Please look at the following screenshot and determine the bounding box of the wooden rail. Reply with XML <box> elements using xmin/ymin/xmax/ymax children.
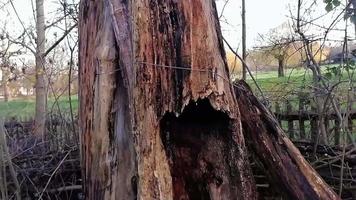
<box><xmin>275</xmin><ymin>110</ymin><xmax>356</xmax><ymax>120</ymax></box>
<box><xmin>272</xmin><ymin>97</ymin><xmax>356</xmax><ymax>145</ymax></box>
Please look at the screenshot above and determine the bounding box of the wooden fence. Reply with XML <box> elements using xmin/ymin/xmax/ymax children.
<box><xmin>273</xmin><ymin>96</ymin><xmax>356</xmax><ymax>146</ymax></box>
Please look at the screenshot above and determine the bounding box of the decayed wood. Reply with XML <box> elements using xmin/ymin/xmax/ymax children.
<box><xmin>235</xmin><ymin>80</ymin><xmax>340</xmax><ymax>200</ymax></box>
<box><xmin>80</xmin><ymin>0</ymin><xmax>339</xmax><ymax>199</ymax></box>
<box><xmin>79</xmin><ymin>0</ymin><xmax>256</xmax><ymax>199</ymax></box>
<box><xmin>79</xmin><ymin>1</ymin><xmax>137</xmax><ymax>199</ymax></box>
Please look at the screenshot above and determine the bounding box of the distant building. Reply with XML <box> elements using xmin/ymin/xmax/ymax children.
<box><xmin>327</xmin><ymin>44</ymin><xmax>356</xmax><ymax>64</ymax></box>
<box><xmin>19</xmin><ymin>86</ymin><xmax>34</xmax><ymax>96</ymax></box>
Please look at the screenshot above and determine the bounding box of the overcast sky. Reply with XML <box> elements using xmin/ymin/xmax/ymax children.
<box><xmin>1</xmin><ymin>0</ymin><xmax>351</xmax><ymax>53</ymax></box>
<box><xmin>3</xmin><ymin>0</ymin><xmax>293</xmax><ymax>52</ymax></box>
<box><xmin>216</xmin><ymin>0</ymin><xmax>293</xmax><ymax>49</ymax></box>
<box><xmin>216</xmin><ymin>0</ymin><xmax>350</xmax><ymax>51</ymax></box>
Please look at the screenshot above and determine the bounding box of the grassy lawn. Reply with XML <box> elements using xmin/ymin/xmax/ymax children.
<box><xmin>1</xmin><ymin>65</ymin><xmax>355</xmax><ymax>119</ymax></box>
<box><xmin>0</xmin><ymin>95</ymin><xmax>79</xmax><ymax>119</ymax></box>
<box><xmin>246</xmin><ymin>66</ymin><xmax>356</xmax><ymax>101</ymax></box>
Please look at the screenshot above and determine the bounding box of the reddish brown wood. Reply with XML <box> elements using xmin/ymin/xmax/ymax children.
<box><xmin>235</xmin><ymin>80</ymin><xmax>340</xmax><ymax>200</ymax></box>
<box><xmin>79</xmin><ymin>0</ymin><xmax>256</xmax><ymax>199</ymax></box>
<box><xmin>79</xmin><ymin>0</ymin><xmax>339</xmax><ymax>199</ymax></box>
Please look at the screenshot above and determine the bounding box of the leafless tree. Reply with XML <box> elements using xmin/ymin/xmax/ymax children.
<box><xmin>0</xmin><ymin>28</ymin><xmax>23</xmax><ymax>102</ymax></box>
<box><xmin>3</xmin><ymin>0</ymin><xmax>78</xmax><ymax>137</ymax></box>
<box><xmin>257</xmin><ymin>23</ymin><xmax>297</xmax><ymax>77</ymax></box>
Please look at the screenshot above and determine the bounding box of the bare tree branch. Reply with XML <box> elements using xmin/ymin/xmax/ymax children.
<box><xmin>44</xmin><ymin>23</ymin><xmax>77</xmax><ymax>57</ymax></box>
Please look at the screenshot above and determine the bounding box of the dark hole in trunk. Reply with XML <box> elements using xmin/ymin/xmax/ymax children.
<box><xmin>160</xmin><ymin>99</ymin><xmax>239</xmax><ymax>200</ymax></box>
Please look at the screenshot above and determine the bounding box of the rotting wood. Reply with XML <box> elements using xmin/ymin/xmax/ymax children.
<box><xmin>79</xmin><ymin>0</ymin><xmax>256</xmax><ymax>199</ymax></box>
<box><xmin>235</xmin><ymin>80</ymin><xmax>340</xmax><ymax>200</ymax></box>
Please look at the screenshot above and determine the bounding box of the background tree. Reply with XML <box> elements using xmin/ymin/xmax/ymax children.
<box><xmin>242</xmin><ymin>0</ymin><xmax>247</xmax><ymax>79</ymax></box>
<box><xmin>4</xmin><ymin>0</ymin><xmax>78</xmax><ymax>136</ymax></box>
<box><xmin>34</xmin><ymin>0</ymin><xmax>46</xmax><ymax>136</ymax></box>
<box><xmin>257</xmin><ymin>23</ymin><xmax>296</xmax><ymax>77</ymax></box>
<box><xmin>0</xmin><ymin>30</ymin><xmax>22</xmax><ymax>102</ymax></box>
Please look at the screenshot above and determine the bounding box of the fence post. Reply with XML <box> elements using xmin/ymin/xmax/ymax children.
<box><xmin>299</xmin><ymin>96</ymin><xmax>306</xmax><ymax>140</ymax></box>
<box><xmin>286</xmin><ymin>100</ymin><xmax>295</xmax><ymax>139</ymax></box>
<box><xmin>275</xmin><ymin>102</ymin><xmax>281</xmax><ymax>125</ymax></box>
<box><xmin>310</xmin><ymin>103</ymin><xmax>318</xmax><ymax>144</ymax></box>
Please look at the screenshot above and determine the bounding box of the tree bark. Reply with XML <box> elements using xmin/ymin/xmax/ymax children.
<box><xmin>79</xmin><ymin>0</ymin><xmax>340</xmax><ymax>199</ymax></box>
<box><xmin>79</xmin><ymin>0</ymin><xmax>256</xmax><ymax>199</ymax></box>
<box><xmin>235</xmin><ymin>80</ymin><xmax>340</xmax><ymax>200</ymax></box>
<box><xmin>34</xmin><ymin>0</ymin><xmax>47</xmax><ymax>137</ymax></box>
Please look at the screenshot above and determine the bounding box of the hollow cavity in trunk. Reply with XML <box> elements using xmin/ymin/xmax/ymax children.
<box><xmin>160</xmin><ymin>99</ymin><xmax>240</xmax><ymax>200</ymax></box>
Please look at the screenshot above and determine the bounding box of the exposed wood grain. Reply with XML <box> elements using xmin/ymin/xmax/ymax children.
<box><xmin>235</xmin><ymin>80</ymin><xmax>340</xmax><ymax>200</ymax></box>
<box><xmin>79</xmin><ymin>0</ymin><xmax>256</xmax><ymax>199</ymax></box>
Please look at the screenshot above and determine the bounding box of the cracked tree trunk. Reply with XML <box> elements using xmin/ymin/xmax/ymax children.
<box><xmin>79</xmin><ymin>0</ymin><xmax>256</xmax><ymax>199</ymax></box>
<box><xmin>79</xmin><ymin>0</ymin><xmax>339</xmax><ymax>200</ymax></box>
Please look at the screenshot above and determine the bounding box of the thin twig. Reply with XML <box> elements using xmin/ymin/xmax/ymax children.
<box><xmin>37</xmin><ymin>149</ymin><xmax>72</xmax><ymax>200</ymax></box>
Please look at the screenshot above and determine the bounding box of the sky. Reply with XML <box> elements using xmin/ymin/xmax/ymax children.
<box><xmin>1</xmin><ymin>0</ymin><xmax>296</xmax><ymax>55</ymax></box>
<box><xmin>217</xmin><ymin>0</ymin><xmax>296</xmax><ymax>49</ymax></box>
<box><xmin>1</xmin><ymin>0</ymin><xmax>61</xmax><ymax>34</ymax></box>
<box><xmin>0</xmin><ymin>0</ymin><xmax>351</xmax><ymax>54</ymax></box>
<box><xmin>0</xmin><ymin>0</ymin><xmax>76</xmax><ymax>62</ymax></box>
<box><xmin>216</xmin><ymin>0</ymin><xmax>294</xmax><ymax>49</ymax></box>
<box><xmin>216</xmin><ymin>0</ymin><xmax>351</xmax><ymax>51</ymax></box>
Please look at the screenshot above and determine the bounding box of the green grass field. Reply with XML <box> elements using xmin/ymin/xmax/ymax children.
<box><xmin>0</xmin><ymin>95</ymin><xmax>78</xmax><ymax>119</ymax></box>
<box><xmin>247</xmin><ymin>66</ymin><xmax>356</xmax><ymax>101</ymax></box>
<box><xmin>0</xmin><ymin>65</ymin><xmax>355</xmax><ymax>119</ymax></box>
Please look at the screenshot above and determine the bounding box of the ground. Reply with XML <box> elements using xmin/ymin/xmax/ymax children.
<box><xmin>0</xmin><ymin>95</ymin><xmax>78</xmax><ymax>119</ymax></box>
